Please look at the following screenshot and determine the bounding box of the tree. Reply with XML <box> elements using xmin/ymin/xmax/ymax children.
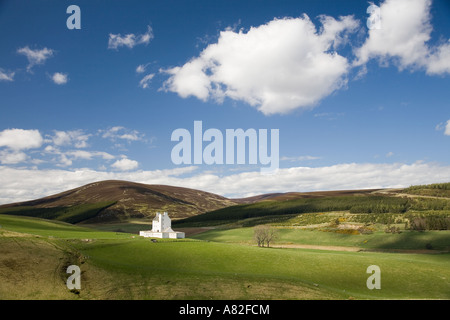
<box><xmin>265</xmin><ymin>227</ymin><xmax>278</xmax><ymax>247</ymax></box>
<box><xmin>253</xmin><ymin>225</ymin><xmax>278</xmax><ymax>247</ymax></box>
<box><xmin>253</xmin><ymin>225</ymin><xmax>267</xmax><ymax>247</ymax></box>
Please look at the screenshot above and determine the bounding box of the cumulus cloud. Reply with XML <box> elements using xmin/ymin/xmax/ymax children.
<box><xmin>0</xmin><ymin>166</ymin><xmax>197</xmax><ymax>204</ymax></box>
<box><xmin>57</xmin><ymin>154</ymin><xmax>73</xmax><ymax>167</ymax></box>
<box><xmin>17</xmin><ymin>46</ymin><xmax>54</xmax><ymax>71</ymax></box>
<box><xmin>162</xmin><ymin>14</ymin><xmax>359</xmax><ymax>115</ymax></box>
<box><xmin>108</xmin><ymin>25</ymin><xmax>153</xmax><ymax>50</ymax></box>
<box><xmin>0</xmin><ymin>69</ymin><xmax>14</xmax><ymax>81</ymax></box>
<box><xmin>111</xmin><ymin>157</ymin><xmax>139</xmax><ymax>171</ymax></box>
<box><xmin>0</xmin><ymin>150</ymin><xmax>28</xmax><ymax>164</ymax></box>
<box><xmin>0</xmin><ymin>127</ymin><xmax>145</xmax><ymax>169</ymax></box>
<box><xmin>160</xmin><ymin>0</ymin><xmax>450</xmax><ymax>115</ymax></box>
<box><xmin>354</xmin><ymin>0</ymin><xmax>450</xmax><ymax>75</ymax></box>
<box><xmin>163</xmin><ymin>162</ymin><xmax>450</xmax><ymax>198</ymax></box>
<box><xmin>51</xmin><ymin>72</ymin><xmax>68</xmax><ymax>85</ymax></box>
<box><xmin>427</xmin><ymin>41</ymin><xmax>450</xmax><ymax>75</ymax></box>
<box><xmin>0</xmin><ymin>129</ymin><xmax>43</xmax><ymax>150</ymax></box>
<box><xmin>51</xmin><ymin>130</ymin><xmax>90</xmax><ymax>148</ymax></box>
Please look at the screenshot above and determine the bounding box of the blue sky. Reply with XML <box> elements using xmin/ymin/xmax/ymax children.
<box><xmin>0</xmin><ymin>0</ymin><xmax>450</xmax><ymax>203</ymax></box>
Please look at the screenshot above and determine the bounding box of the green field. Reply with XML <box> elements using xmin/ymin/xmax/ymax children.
<box><xmin>0</xmin><ymin>202</ymin><xmax>116</xmax><ymax>224</ymax></box>
<box><xmin>190</xmin><ymin>226</ymin><xmax>450</xmax><ymax>251</ymax></box>
<box><xmin>1</xmin><ymin>213</ymin><xmax>449</xmax><ymax>300</ymax></box>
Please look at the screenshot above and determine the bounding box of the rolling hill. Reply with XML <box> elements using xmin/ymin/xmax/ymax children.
<box><xmin>0</xmin><ymin>180</ymin><xmax>238</xmax><ymax>223</ymax></box>
<box><xmin>1</xmin><ymin>180</ymin><xmax>449</xmax><ymax>226</ymax></box>
<box><xmin>174</xmin><ymin>184</ymin><xmax>450</xmax><ymax>227</ymax></box>
<box><xmin>232</xmin><ymin>188</ymin><xmax>383</xmax><ymax>203</ymax></box>
<box><xmin>1</xmin><ymin>182</ymin><xmax>449</xmax><ymax>300</ymax></box>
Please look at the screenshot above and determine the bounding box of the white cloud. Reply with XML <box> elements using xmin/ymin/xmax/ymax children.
<box><xmin>17</xmin><ymin>46</ymin><xmax>54</xmax><ymax>71</ymax></box>
<box><xmin>0</xmin><ymin>166</ymin><xmax>197</xmax><ymax>204</ymax></box>
<box><xmin>119</xmin><ymin>134</ymin><xmax>139</xmax><ymax>141</ymax></box>
<box><xmin>354</xmin><ymin>0</ymin><xmax>450</xmax><ymax>75</ymax></box>
<box><xmin>58</xmin><ymin>154</ymin><xmax>72</xmax><ymax>167</ymax></box>
<box><xmin>52</xmin><ymin>131</ymin><xmax>72</xmax><ymax>146</ymax></box>
<box><xmin>1</xmin><ymin>161</ymin><xmax>450</xmax><ymax>204</ymax></box>
<box><xmin>445</xmin><ymin>120</ymin><xmax>450</xmax><ymax>136</ymax></box>
<box><xmin>101</xmin><ymin>126</ymin><xmax>144</xmax><ymax>142</ymax></box>
<box><xmin>162</xmin><ymin>14</ymin><xmax>359</xmax><ymax>115</ymax></box>
<box><xmin>51</xmin><ymin>130</ymin><xmax>90</xmax><ymax>148</ymax></box>
<box><xmin>427</xmin><ymin>41</ymin><xmax>450</xmax><ymax>75</ymax></box>
<box><xmin>168</xmin><ymin>162</ymin><xmax>450</xmax><ymax>198</ymax></box>
<box><xmin>139</xmin><ymin>73</ymin><xmax>155</xmax><ymax>89</ymax></box>
<box><xmin>386</xmin><ymin>152</ymin><xmax>394</xmax><ymax>158</ymax></box>
<box><xmin>111</xmin><ymin>158</ymin><xmax>139</xmax><ymax>171</ymax></box>
<box><xmin>101</xmin><ymin>126</ymin><xmax>123</xmax><ymax>138</ymax></box>
<box><xmin>44</xmin><ymin>145</ymin><xmax>56</xmax><ymax>153</ymax></box>
<box><xmin>44</xmin><ymin>133</ymin><xmax>116</xmax><ymax>164</ymax></box>
<box><xmin>108</xmin><ymin>25</ymin><xmax>153</xmax><ymax>50</ymax></box>
<box><xmin>44</xmin><ymin>147</ymin><xmax>115</xmax><ymax>168</ymax></box>
<box><xmin>0</xmin><ymin>129</ymin><xmax>43</xmax><ymax>150</ymax></box>
<box><xmin>51</xmin><ymin>72</ymin><xmax>68</xmax><ymax>85</ymax></box>
<box><xmin>136</xmin><ymin>64</ymin><xmax>147</xmax><ymax>73</ymax></box>
<box><xmin>435</xmin><ymin>120</ymin><xmax>450</xmax><ymax>136</ymax></box>
<box><xmin>0</xmin><ymin>128</ymin><xmax>142</xmax><ymax>169</ymax></box>
<box><xmin>0</xmin><ymin>69</ymin><xmax>14</xmax><ymax>81</ymax></box>
<box><xmin>0</xmin><ymin>150</ymin><xmax>28</xmax><ymax>164</ymax></box>
<box><xmin>42</xmin><ymin>130</ymin><xmax>118</xmax><ymax>167</ymax></box>
<box><xmin>66</xmin><ymin>150</ymin><xmax>115</xmax><ymax>161</ymax></box>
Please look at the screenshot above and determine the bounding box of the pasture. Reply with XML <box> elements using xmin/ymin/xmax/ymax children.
<box><xmin>1</xmin><ymin>214</ymin><xmax>449</xmax><ymax>300</ymax></box>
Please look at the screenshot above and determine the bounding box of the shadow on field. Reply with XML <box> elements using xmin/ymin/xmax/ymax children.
<box><xmin>368</xmin><ymin>230</ymin><xmax>450</xmax><ymax>252</ymax></box>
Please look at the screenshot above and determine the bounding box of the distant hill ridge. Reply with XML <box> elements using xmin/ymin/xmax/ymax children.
<box><xmin>2</xmin><ymin>180</ymin><xmax>448</xmax><ymax>225</ymax></box>
<box><xmin>0</xmin><ymin>180</ymin><xmax>238</xmax><ymax>222</ymax></box>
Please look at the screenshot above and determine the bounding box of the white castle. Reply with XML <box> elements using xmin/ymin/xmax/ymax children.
<box><xmin>139</xmin><ymin>212</ymin><xmax>185</xmax><ymax>239</ymax></box>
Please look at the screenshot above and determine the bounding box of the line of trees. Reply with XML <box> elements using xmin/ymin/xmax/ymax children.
<box><xmin>406</xmin><ymin>182</ymin><xmax>450</xmax><ymax>191</ymax></box>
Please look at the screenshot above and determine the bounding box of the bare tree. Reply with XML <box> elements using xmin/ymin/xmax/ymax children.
<box><xmin>253</xmin><ymin>225</ymin><xmax>278</xmax><ymax>247</ymax></box>
<box><xmin>254</xmin><ymin>225</ymin><xmax>267</xmax><ymax>247</ymax></box>
<box><xmin>265</xmin><ymin>227</ymin><xmax>278</xmax><ymax>247</ymax></box>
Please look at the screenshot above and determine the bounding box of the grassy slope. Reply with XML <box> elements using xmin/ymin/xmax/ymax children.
<box><xmin>188</xmin><ymin>211</ymin><xmax>450</xmax><ymax>251</ymax></box>
<box><xmin>1</xmin><ymin>214</ymin><xmax>449</xmax><ymax>300</ymax></box>
<box><xmin>0</xmin><ymin>180</ymin><xmax>238</xmax><ymax>221</ymax></box>
<box><xmin>403</xmin><ymin>182</ymin><xmax>450</xmax><ymax>198</ymax></box>
<box><xmin>52</xmin><ymin>238</ymin><xmax>450</xmax><ymax>300</ymax></box>
<box><xmin>0</xmin><ymin>214</ymin><xmax>130</xmax><ymax>299</ymax></box>
<box><xmin>191</xmin><ymin>227</ymin><xmax>450</xmax><ymax>251</ymax></box>
<box><xmin>174</xmin><ymin>194</ymin><xmax>450</xmax><ymax>226</ymax></box>
<box><xmin>0</xmin><ymin>201</ymin><xmax>116</xmax><ymax>224</ymax></box>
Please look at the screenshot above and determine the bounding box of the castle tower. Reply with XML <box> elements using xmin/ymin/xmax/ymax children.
<box><xmin>140</xmin><ymin>212</ymin><xmax>185</xmax><ymax>239</ymax></box>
